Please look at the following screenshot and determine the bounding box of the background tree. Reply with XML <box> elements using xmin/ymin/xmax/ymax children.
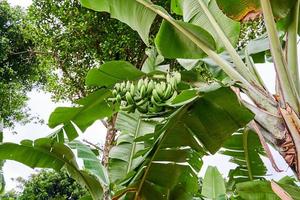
<box><xmin>0</xmin><ymin>1</ymin><xmax>43</xmax><ymax>127</ymax></box>
<box><xmin>1</xmin><ymin>170</ymin><xmax>88</xmax><ymax>200</ymax></box>
<box><xmin>26</xmin><ymin>0</ymin><xmax>146</xmax><ymax>102</ymax></box>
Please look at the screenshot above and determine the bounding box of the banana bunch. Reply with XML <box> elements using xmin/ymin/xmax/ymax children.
<box><xmin>109</xmin><ymin>72</ymin><xmax>181</xmax><ymax>114</ymax></box>
<box><xmin>236</xmin><ymin>16</ymin><xmax>266</xmax><ymax>50</ymax></box>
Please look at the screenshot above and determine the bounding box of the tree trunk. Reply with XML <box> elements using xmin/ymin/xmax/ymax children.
<box><xmin>102</xmin><ymin>114</ymin><xmax>117</xmax><ymax>200</ymax></box>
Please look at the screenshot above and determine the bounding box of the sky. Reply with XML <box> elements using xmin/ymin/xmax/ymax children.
<box><xmin>3</xmin><ymin>0</ymin><xmax>298</xmax><ymax>192</ymax></box>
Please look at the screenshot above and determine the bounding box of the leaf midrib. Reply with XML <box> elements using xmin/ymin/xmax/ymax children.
<box><xmin>127</xmin><ymin>118</ymin><xmax>141</xmax><ymax>174</ymax></box>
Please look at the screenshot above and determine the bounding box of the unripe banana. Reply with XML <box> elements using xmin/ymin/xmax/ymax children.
<box><xmin>143</xmin><ymin>77</ymin><xmax>149</xmax><ymax>87</ymax></box>
<box><xmin>152</xmin><ymin>89</ymin><xmax>162</xmax><ymax>102</ymax></box>
<box><xmin>170</xmin><ymin>77</ymin><xmax>177</xmax><ymax>90</ymax></box>
<box><xmin>112</xmin><ymin>89</ymin><xmax>118</xmax><ymax>97</ymax></box>
<box><xmin>120</xmin><ymin>82</ymin><xmax>126</xmax><ymax>90</ymax></box>
<box><xmin>164</xmin><ymin>84</ymin><xmax>173</xmax><ymax>99</ymax></box>
<box><xmin>121</xmin><ymin>104</ymin><xmax>135</xmax><ymax>113</ymax></box>
<box><xmin>130</xmin><ymin>84</ymin><xmax>135</xmax><ymax>96</ymax></box>
<box><xmin>125</xmin><ymin>92</ymin><xmax>134</xmax><ymax>105</ymax></box>
<box><xmin>166</xmin><ymin>73</ymin><xmax>171</xmax><ymax>83</ymax></box>
<box><xmin>148</xmin><ymin>103</ymin><xmax>163</xmax><ymax>112</ymax></box>
<box><xmin>160</xmin><ymin>81</ymin><xmax>166</xmax><ymax>92</ymax></box>
<box><xmin>136</xmin><ymin>98</ymin><xmax>147</xmax><ymax>106</ymax></box>
<box><xmin>137</xmin><ymin>79</ymin><xmax>143</xmax><ymax>90</ymax></box>
<box><xmin>115</xmin><ymin>83</ymin><xmax>121</xmax><ymax>92</ymax></box>
<box><xmin>107</xmin><ymin>97</ymin><xmax>116</xmax><ymax>103</ymax></box>
<box><xmin>165</xmin><ymin>91</ymin><xmax>178</xmax><ymax>103</ymax></box>
<box><xmin>126</xmin><ymin>81</ymin><xmax>131</xmax><ymax>91</ymax></box>
<box><xmin>146</xmin><ymin>80</ymin><xmax>155</xmax><ymax>95</ymax></box>
<box><xmin>116</xmin><ymin>94</ymin><xmax>122</xmax><ymax>103</ymax></box>
<box><xmin>155</xmin><ymin>84</ymin><xmax>164</xmax><ymax>98</ymax></box>
<box><xmin>137</xmin><ymin>102</ymin><xmax>148</xmax><ymax>114</ymax></box>
<box><xmin>140</xmin><ymin>85</ymin><xmax>146</xmax><ymax>97</ymax></box>
<box><xmin>174</xmin><ymin>72</ymin><xmax>181</xmax><ymax>84</ymax></box>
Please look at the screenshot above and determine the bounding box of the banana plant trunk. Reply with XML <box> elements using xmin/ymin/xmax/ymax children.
<box><xmin>250</xmin><ymin>103</ymin><xmax>300</xmax><ymax>180</ymax></box>
<box><xmin>278</xmin><ymin>106</ymin><xmax>300</xmax><ymax>179</ymax></box>
<box><xmin>102</xmin><ymin>114</ymin><xmax>117</xmax><ymax>200</ymax></box>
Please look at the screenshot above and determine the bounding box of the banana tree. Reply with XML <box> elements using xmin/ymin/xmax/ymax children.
<box><xmin>79</xmin><ymin>0</ymin><xmax>300</xmax><ymax>180</ymax></box>
<box><xmin>0</xmin><ymin>0</ymin><xmax>300</xmax><ymax>199</ymax></box>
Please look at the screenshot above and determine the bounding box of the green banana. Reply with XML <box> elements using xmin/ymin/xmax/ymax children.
<box><xmin>116</xmin><ymin>94</ymin><xmax>122</xmax><ymax>103</ymax></box>
<box><xmin>152</xmin><ymin>89</ymin><xmax>162</xmax><ymax>103</ymax></box>
<box><xmin>166</xmin><ymin>73</ymin><xmax>171</xmax><ymax>82</ymax></box>
<box><xmin>121</xmin><ymin>104</ymin><xmax>135</xmax><ymax>113</ymax></box>
<box><xmin>130</xmin><ymin>84</ymin><xmax>135</xmax><ymax>96</ymax></box>
<box><xmin>143</xmin><ymin>77</ymin><xmax>149</xmax><ymax>87</ymax></box>
<box><xmin>137</xmin><ymin>79</ymin><xmax>143</xmax><ymax>90</ymax></box>
<box><xmin>126</xmin><ymin>81</ymin><xmax>131</xmax><ymax>91</ymax></box>
<box><xmin>137</xmin><ymin>102</ymin><xmax>148</xmax><ymax>114</ymax></box>
<box><xmin>125</xmin><ymin>92</ymin><xmax>134</xmax><ymax>105</ymax></box>
<box><xmin>163</xmin><ymin>84</ymin><xmax>173</xmax><ymax>99</ymax></box>
<box><xmin>120</xmin><ymin>82</ymin><xmax>126</xmax><ymax>90</ymax></box>
<box><xmin>165</xmin><ymin>91</ymin><xmax>178</xmax><ymax>103</ymax></box>
<box><xmin>160</xmin><ymin>81</ymin><xmax>166</xmax><ymax>92</ymax></box>
<box><xmin>112</xmin><ymin>89</ymin><xmax>118</xmax><ymax>97</ymax></box>
<box><xmin>115</xmin><ymin>83</ymin><xmax>121</xmax><ymax>92</ymax></box>
<box><xmin>174</xmin><ymin>72</ymin><xmax>181</xmax><ymax>84</ymax></box>
<box><xmin>146</xmin><ymin>80</ymin><xmax>155</xmax><ymax>95</ymax></box>
<box><xmin>136</xmin><ymin>98</ymin><xmax>147</xmax><ymax>106</ymax></box>
<box><xmin>140</xmin><ymin>85</ymin><xmax>146</xmax><ymax>97</ymax></box>
<box><xmin>170</xmin><ymin>77</ymin><xmax>177</xmax><ymax>90</ymax></box>
<box><xmin>155</xmin><ymin>84</ymin><xmax>164</xmax><ymax>98</ymax></box>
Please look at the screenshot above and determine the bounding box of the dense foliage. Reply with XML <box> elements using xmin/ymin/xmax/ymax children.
<box><xmin>1</xmin><ymin>170</ymin><xmax>88</xmax><ymax>200</ymax></box>
<box><xmin>0</xmin><ymin>1</ymin><xmax>42</xmax><ymax>127</ymax></box>
<box><xmin>26</xmin><ymin>0</ymin><xmax>146</xmax><ymax>101</ymax></box>
<box><xmin>1</xmin><ymin>0</ymin><xmax>300</xmax><ymax>199</ymax></box>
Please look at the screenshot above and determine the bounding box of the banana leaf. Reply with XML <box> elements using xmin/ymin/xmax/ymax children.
<box><xmin>221</xmin><ymin>129</ymin><xmax>267</xmax><ymax>186</ymax></box>
<box><xmin>236</xmin><ymin>177</ymin><xmax>300</xmax><ymax>200</ymax></box>
<box><xmin>109</xmin><ymin>111</ymin><xmax>157</xmax><ymax>184</ymax></box>
<box><xmin>201</xmin><ymin>166</ymin><xmax>226</xmax><ymax>200</ymax></box>
<box><xmin>0</xmin><ymin>138</ymin><xmax>104</xmax><ymax>200</ymax></box>
<box><xmin>181</xmin><ymin>0</ymin><xmax>240</xmax><ymax>51</ymax></box>
<box><xmin>115</xmin><ymin>87</ymin><xmax>253</xmax><ymax>199</ymax></box>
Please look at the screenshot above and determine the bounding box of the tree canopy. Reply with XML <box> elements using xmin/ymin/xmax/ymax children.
<box><xmin>1</xmin><ymin>170</ymin><xmax>88</xmax><ymax>200</ymax></box>
<box><xmin>0</xmin><ymin>1</ymin><xmax>42</xmax><ymax>127</ymax></box>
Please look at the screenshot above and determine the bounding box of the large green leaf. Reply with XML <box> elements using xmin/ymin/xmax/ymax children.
<box><xmin>181</xmin><ymin>0</ymin><xmax>240</xmax><ymax>51</ymax></box>
<box><xmin>68</xmin><ymin>140</ymin><xmax>109</xmax><ymax>186</ymax></box>
<box><xmin>184</xmin><ymin>87</ymin><xmax>254</xmax><ymax>154</ymax></box>
<box><xmin>120</xmin><ymin>87</ymin><xmax>253</xmax><ymax>199</ymax></box>
<box><xmin>124</xmin><ymin>107</ymin><xmax>205</xmax><ymax>200</ymax></box>
<box><xmin>221</xmin><ymin>129</ymin><xmax>267</xmax><ymax>185</ymax></box>
<box><xmin>80</xmin><ymin>0</ymin><xmax>156</xmax><ymax>45</ymax></box>
<box><xmin>236</xmin><ymin>177</ymin><xmax>300</xmax><ymax>200</ymax></box>
<box><xmin>48</xmin><ymin>89</ymin><xmax>114</xmax><ymax>141</ymax></box>
<box><xmin>201</xmin><ymin>166</ymin><xmax>226</xmax><ymax>199</ymax></box>
<box><xmin>81</xmin><ymin>0</ymin><xmax>217</xmax><ymax>59</ymax></box>
<box><xmin>80</xmin><ymin>0</ymin><xmax>109</xmax><ymax>12</ymax></box>
<box><xmin>0</xmin><ymin>139</ymin><xmax>104</xmax><ymax>200</ymax></box>
<box><xmin>109</xmin><ymin>111</ymin><xmax>157</xmax><ymax>184</ymax></box>
<box><xmin>171</xmin><ymin>0</ymin><xmax>183</xmax><ymax>15</ymax></box>
<box><xmin>216</xmin><ymin>0</ymin><xmax>295</xmax><ymax>21</ymax></box>
<box><xmin>86</xmin><ymin>61</ymin><xmax>145</xmax><ymax>87</ymax></box>
<box><xmin>155</xmin><ymin>20</ymin><xmax>216</xmax><ymax>59</ymax></box>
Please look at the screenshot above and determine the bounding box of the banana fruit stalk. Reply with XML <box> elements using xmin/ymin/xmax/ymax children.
<box><xmin>108</xmin><ymin>71</ymin><xmax>181</xmax><ymax>114</ymax></box>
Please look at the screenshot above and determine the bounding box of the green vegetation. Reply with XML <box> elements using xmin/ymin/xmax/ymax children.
<box><xmin>0</xmin><ymin>0</ymin><xmax>300</xmax><ymax>199</ymax></box>
<box><xmin>1</xmin><ymin>170</ymin><xmax>88</xmax><ymax>200</ymax></box>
